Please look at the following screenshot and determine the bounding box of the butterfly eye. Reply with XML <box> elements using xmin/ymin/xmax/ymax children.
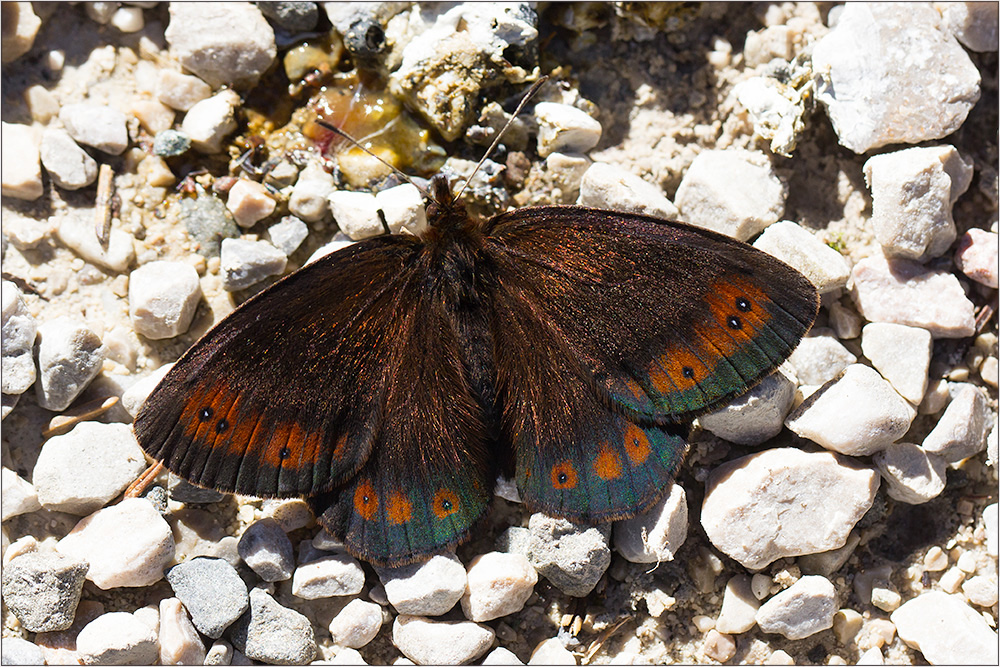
<box><xmin>199</xmin><ymin>407</ymin><xmax>213</xmax><ymax>421</ymax></box>
<box><xmin>727</xmin><ymin>315</ymin><xmax>743</xmax><ymax>330</ymax></box>
<box><xmin>735</xmin><ymin>296</ymin><xmax>752</xmax><ymax>312</ymax></box>
<box><xmin>433</xmin><ymin>489</ymin><xmax>460</xmax><ymax>518</ymax></box>
<box><xmin>279</xmin><ymin>446</ymin><xmax>291</xmax><ymax>459</ymax></box>
<box><xmin>215</xmin><ymin>419</ymin><xmax>229</xmax><ymax>433</ymax></box>
<box><xmin>550</xmin><ymin>462</ymin><xmax>578</xmax><ymax>489</ymax></box>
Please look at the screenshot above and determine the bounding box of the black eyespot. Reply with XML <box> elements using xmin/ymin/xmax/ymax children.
<box><xmin>279</xmin><ymin>447</ymin><xmax>291</xmax><ymax>459</ymax></box>
<box><xmin>736</xmin><ymin>297</ymin><xmax>751</xmax><ymax>312</ymax></box>
<box><xmin>558</xmin><ymin>472</ymin><xmax>568</xmax><ymax>483</ymax></box>
<box><xmin>215</xmin><ymin>419</ymin><xmax>229</xmax><ymax>433</ymax></box>
<box><xmin>199</xmin><ymin>407</ymin><xmax>213</xmax><ymax>421</ymax></box>
<box><xmin>682</xmin><ymin>366</ymin><xmax>695</xmax><ymax>379</ymax></box>
<box><xmin>441</xmin><ymin>499</ymin><xmax>453</xmax><ymax>511</ymax></box>
<box><xmin>727</xmin><ymin>316</ymin><xmax>743</xmax><ymax>330</ymax></box>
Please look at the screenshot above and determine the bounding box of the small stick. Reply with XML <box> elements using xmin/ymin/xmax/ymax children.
<box><xmin>42</xmin><ymin>396</ymin><xmax>120</xmax><ymax>438</ymax></box>
<box><xmin>95</xmin><ymin>163</ymin><xmax>115</xmax><ymax>249</ymax></box>
<box><xmin>123</xmin><ymin>461</ymin><xmax>165</xmax><ymax>499</ymax></box>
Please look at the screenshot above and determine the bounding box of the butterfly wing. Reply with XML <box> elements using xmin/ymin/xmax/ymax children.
<box><xmin>483</xmin><ymin>207</ymin><xmax>818</xmax><ymax>520</ymax></box>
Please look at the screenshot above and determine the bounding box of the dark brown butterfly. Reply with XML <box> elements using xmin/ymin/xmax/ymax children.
<box><xmin>135</xmin><ymin>168</ymin><xmax>818</xmax><ymax>567</ymax></box>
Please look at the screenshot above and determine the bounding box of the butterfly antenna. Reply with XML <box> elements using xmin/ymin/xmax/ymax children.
<box><xmin>313</xmin><ymin>119</ymin><xmax>432</xmax><ymax>200</ymax></box>
<box><xmin>453</xmin><ymin>76</ymin><xmax>550</xmax><ymax>202</ymax></box>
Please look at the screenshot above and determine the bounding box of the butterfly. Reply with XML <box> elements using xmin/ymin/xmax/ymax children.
<box><xmin>134</xmin><ymin>171</ymin><xmax>819</xmax><ymax>567</ymax></box>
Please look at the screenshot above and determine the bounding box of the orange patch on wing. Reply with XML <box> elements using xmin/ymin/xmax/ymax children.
<box><xmin>180</xmin><ymin>383</ymin><xmax>218</xmax><ymax>441</ymax></box>
<box><xmin>623</xmin><ymin>423</ymin><xmax>651</xmax><ymax>465</ymax></box>
<box><xmin>261</xmin><ymin>420</ymin><xmax>295</xmax><ymax>467</ymax></box>
<box><xmin>551</xmin><ymin>461</ymin><xmax>578</xmax><ymax>490</ymax></box>
<box><xmin>662</xmin><ymin>345</ymin><xmax>706</xmax><ymax>389</ymax></box>
<box><xmin>623</xmin><ymin>377</ymin><xmax>647</xmax><ymax>404</ymax></box>
<box><xmin>386</xmin><ymin>491</ymin><xmax>413</xmax><ymax>525</ymax></box>
<box><xmin>648</xmin><ymin>358</ymin><xmax>675</xmax><ymax>395</ymax></box>
<box><xmin>332</xmin><ymin>432</ymin><xmax>349</xmax><ymax>460</ymax></box>
<box><xmin>353</xmin><ymin>479</ymin><xmax>378</xmax><ymax>520</ymax></box>
<box><xmin>711</xmin><ymin>274</ymin><xmax>772</xmax><ymax>328</ymax></box>
<box><xmin>433</xmin><ymin>489</ymin><xmax>460</xmax><ymax>519</ymax></box>
<box><xmin>593</xmin><ymin>446</ymin><xmax>622</xmax><ymax>480</ymax></box>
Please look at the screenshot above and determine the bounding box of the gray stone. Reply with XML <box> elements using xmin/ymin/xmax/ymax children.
<box><xmin>922</xmin><ymin>384</ymin><xmax>989</xmax><ymax>462</ymax></box>
<box><xmin>392</xmin><ymin>614</ymin><xmax>495</xmax><ymax>665</ymax></box>
<box><xmin>167</xmin><ymin>473</ymin><xmax>226</xmax><ymax>504</ymax></box>
<box><xmin>59</xmin><ymin>103</ymin><xmax>129</xmax><ymax>155</ymax></box>
<box><xmin>165</xmin><ymin>3</ymin><xmax>277</xmax><ymax>89</ymax></box>
<box><xmin>937</xmin><ymin>1</ymin><xmax>999</xmax><ymax>52</ymax></box>
<box><xmin>256</xmin><ymin>1</ymin><xmax>319</xmax><ymax>32</ymax></box>
<box><xmin>526</xmin><ymin>513</ymin><xmax>610</xmax><ymax>597</ymax></box>
<box><xmin>0</xmin><ymin>637</ymin><xmax>45</xmax><ymax>665</ymax></box>
<box><xmin>76</xmin><ymin>611</ymin><xmax>159</xmax><ymax>666</ymax></box>
<box><xmin>2</xmin><ymin>280</ymin><xmax>38</xmax><ymax>395</ymax></box>
<box><xmin>700</xmin><ymin>368</ymin><xmax>796</xmax><ymax>445</ymax></box>
<box><xmin>0</xmin><ymin>122</ymin><xmax>43</xmax><ymax>200</ymax></box>
<box><xmin>153</xmin><ymin>129</ymin><xmax>191</xmax><ymax>157</ymax></box>
<box><xmin>40</xmin><ymin>128</ymin><xmax>98</xmax><ymax>190</ymax></box>
<box><xmin>220</xmin><ymin>238</ymin><xmax>287</xmax><ymax>291</ymax></box>
<box><xmin>33</xmin><ymin>317</ymin><xmax>105</xmax><ymax>411</ymax></box>
<box><xmin>228</xmin><ymin>587</ymin><xmax>317</xmax><ymax>665</ymax></box>
<box><xmin>129</xmin><ymin>261</ymin><xmax>202</xmax><ymax>340</ymax></box>
<box><xmin>613</xmin><ymin>483</ymin><xmax>687</xmax><ymax>563</ymax></box>
<box><xmin>752</xmin><ymin>221</ymin><xmax>851</xmax><ymax>293</ymax></box>
<box><xmin>577</xmin><ymin>162</ymin><xmax>678</xmax><ymax>220</ymax></box>
<box><xmin>755</xmin><ymin>575</ymin><xmax>836</xmax><ymax>640</ymax></box>
<box><xmin>179</xmin><ymin>192</ymin><xmax>240</xmax><ymax>257</ymax></box>
<box><xmin>874</xmin><ymin>443</ymin><xmax>947</xmax><ymax>504</ymax></box>
<box><xmin>33</xmin><ymin>422</ymin><xmax>148</xmax><ymax>515</ymax></box>
<box><xmin>267</xmin><ymin>216</ymin><xmax>309</xmax><ymax>256</ymax></box>
<box><xmin>166</xmin><ymin>557</ymin><xmax>249</xmax><ymax>638</ymax></box>
<box><xmin>861</xmin><ymin>323</ymin><xmax>932</xmax><ymax>404</ymax></box>
<box><xmin>376</xmin><ymin>553</ymin><xmax>466</xmax><ymax>616</ymax></box>
<box><xmin>238</xmin><ymin>518</ymin><xmax>295</xmax><ymax>582</ymax></box>
<box><xmin>891</xmin><ymin>591</ymin><xmax>999</xmax><ymax>664</ymax></box>
<box><xmin>1</xmin><ymin>551</ymin><xmax>88</xmax><ymax>632</ymax></box>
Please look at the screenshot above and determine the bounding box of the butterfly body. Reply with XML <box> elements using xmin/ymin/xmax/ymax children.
<box><xmin>136</xmin><ymin>177</ymin><xmax>818</xmax><ymax>566</ymax></box>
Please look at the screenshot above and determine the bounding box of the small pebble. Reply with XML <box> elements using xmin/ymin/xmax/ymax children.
<box><xmin>376</xmin><ymin>553</ymin><xmax>467</xmax><ymax>616</ymax></box>
<box><xmin>923</xmin><ymin>546</ymin><xmax>949</xmax><ymax>572</ymax></box>
<box><xmin>673</xmin><ymin>149</ymin><xmax>785</xmax><ymax>241</ymax></box>
<box><xmin>703</xmin><ymin>629</ymin><xmax>736</xmax><ymax>662</ymax></box>
<box><xmin>180</xmin><ymin>192</ymin><xmax>240</xmax><ymax>257</ymax></box>
<box><xmin>76</xmin><ymin>611</ymin><xmax>159</xmax><ymax>665</ymax></box>
<box><xmin>0</xmin><ymin>637</ymin><xmax>45</xmax><ymax>665</ymax></box>
<box><xmin>1</xmin><ymin>551</ymin><xmax>89</xmax><ymax>632</ymax></box>
<box><xmin>156</xmin><ymin>69</ymin><xmax>213</xmax><ymax>111</ymax></box>
<box><xmin>120</xmin><ymin>363</ymin><xmax>173</xmax><ymax>417</ymax></box>
<box><xmin>957</xmin><ymin>550</ymin><xmax>977</xmax><ymax>574</ymax></box>
<box><xmin>1</xmin><ymin>122</ymin><xmax>44</xmax><ymax>200</ymax></box>
<box><xmin>870</xmin><ymin>586</ymin><xmax>902</xmax><ymax>612</ymax></box>
<box><xmin>701</xmin><ymin>448</ymin><xmax>877</xmax><ymax>569</ymax></box>
<box><xmin>798</xmin><ymin>532</ymin><xmax>861</xmax><ymax>577</ymax></box>
<box><xmin>752</xmin><ymin>220</ymin><xmax>851</xmax><ymax>293</ymax></box>
<box><xmin>832</xmin><ymin>608</ymin><xmax>863</xmax><ymax>645</ymax></box>
<box><xmin>57</xmin><ymin>497</ymin><xmax>175</xmax><ymax>589</ymax></box>
<box><xmin>227</xmin><ymin>179</ymin><xmax>277</xmax><ymax>228</ymax></box>
<box><xmin>289</xmin><ymin>160</ymin><xmax>335</xmax><ymax>222</ymax></box>
<box><xmin>55</xmin><ymin>215</ymin><xmax>136</xmax><ymax>273</ymax></box>
<box><xmin>755</xmin><ymin>575</ymin><xmax>837</xmax><ymax>640</ymax></box>
<box><xmin>220</xmin><ymin>238</ymin><xmax>287</xmax><ymax>291</ymax></box>
<box><xmin>159</xmin><ymin>597</ymin><xmax>207</xmax><ymax>666</ymax></box>
<box><xmin>526</xmin><ymin>513</ymin><xmax>611</xmax><ymax>597</ymax></box>
<box><xmin>873</xmin><ymin>443</ymin><xmax>946</xmax><ymax>504</ymax></box>
<box><xmin>699</xmin><ymin>367</ymin><xmax>796</xmax><ymax>445</ymax></box>
<box><xmin>33</xmin><ymin>422</ymin><xmax>148</xmax><ymax>515</ymax></box>
<box><xmin>984</xmin><ymin>504</ymin><xmax>998</xmax><ymax>557</ymax></box>
<box><xmin>613</xmin><ymin>483</ymin><xmax>688</xmax><ymax>563</ymax></box>
<box><xmin>165</xmin><ymin>557</ymin><xmax>249</xmax><ymax>638</ymax></box>
<box><xmin>2</xmin><ymin>280</ymin><xmax>38</xmax><ymax>395</ymax></box>
<box><xmin>954</xmin><ymin>228</ymin><xmax>999</xmax><ymax>288</ymax></box>
<box><xmin>291</xmin><ymin>552</ymin><xmax>365</xmax><ymax>599</ymax></box>
<box><xmin>528</xmin><ymin>637</ymin><xmax>576</xmax><ymax>665</ymax></box>
<box><xmin>59</xmin><ymin>103</ymin><xmax>129</xmax><ymax>155</ymax></box>
<box><xmin>85</xmin><ymin>2</ymin><xmax>116</xmax><ymax>24</ymax></box>
<box><xmin>182</xmin><ymin>90</ymin><xmax>241</xmax><ymax>153</ymax></box>
<box><xmin>204</xmin><ymin>640</ymin><xmax>233</xmax><ymax>666</ymax></box>
<box><xmin>25</xmin><ymin>84</ymin><xmax>60</xmax><ymax>123</ymax></box>
<box><xmin>164</xmin><ymin>3</ymin><xmax>277</xmax><ymax>89</ymax></box>
<box><xmin>751</xmin><ymin>573</ymin><xmax>771</xmax><ymax>600</ymax></box>
<box><xmin>110</xmin><ymin>5</ymin><xmax>144</xmax><ymax>33</ymax></box>
<box><xmin>939</xmin><ymin>566</ymin><xmax>966</xmax><ymax>594</ymax></box>
<box><xmin>715</xmin><ymin>574</ymin><xmax>760</xmax><ymax>634</ymax></box>
<box><xmin>330</xmin><ymin>647</ymin><xmax>368</xmax><ymax>665</ymax></box>
<box><xmin>891</xmin><ymin>590</ymin><xmax>999</xmax><ymax>664</ymax></box>
<box><xmin>2</xmin><ymin>1</ymin><xmax>41</xmax><ymax>63</ymax></box>
<box><xmin>267</xmin><ymin>216</ymin><xmax>309</xmax><ymax>256</ymax></box>
<box><xmin>534</xmin><ymin>102</ymin><xmax>602</xmax><ymax>157</ymax></box>
<box><xmin>238</xmin><ymin>518</ymin><xmax>294</xmax><ymax>582</ymax></box>
<box><xmin>765</xmin><ymin>649</ymin><xmax>795</xmax><ymax>665</ymax></box>
<box><xmin>261</xmin><ymin>497</ymin><xmax>313</xmax><ymax>531</ymax></box>
<box><xmin>786</xmin><ymin>330</ymin><xmax>856</xmax><ymax>388</ymax></box>
<box><xmin>828</xmin><ymin>301</ymin><xmax>862</xmax><ymax>340</ymax></box>
<box><xmin>861</xmin><ymin>323</ymin><xmax>932</xmax><ymax>404</ymax></box>
<box><xmin>39</xmin><ymin>127</ymin><xmax>98</xmax><ymax>190</ymax></box>
<box><xmin>1</xmin><ymin>466</ymin><xmax>40</xmax><ymax>520</ymax></box>
<box><xmin>257</xmin><ymin>1</ymin><xmax>319</xmax><ymax>32</ymax></box>
<box><xmin>577</xmin><ymin>161</ymin><xmax>679</xmax><ymax>220</ymax></box>
<box><xmin>461</xmin><ymin>551</ymin><xmax>538</xmax><ymax>622</ymax></box>
<box><xmin>228</xmin><ymin>587</ymin><xmax>316</xmax><ymax>665</ymax></box>
<box><xmin>329</xmin><ymin>190</ymin><xmax>384</xmax><ymax>240</ymax></box>
<box><xmin>851</xmin><ymin>255</ymin><xmax>976</xmax><ymax>338</ymax></box>
<box><xmin>376</xmin><ymin>183</ymin><xmax>428</xmax><ymax>236</ymax></box>
<box><xmin>152</xmin><ymin>129</ymin><xmax>191</xmax><ymax>157</ymax></box>
<box><xmin>328</xmin><ymin>598</ymin><xmax>383</xmax><ymax>649</ymax></box>
<box><xmin>392</xmin><ymin>614</ymin><xmax>495</xmax><ymax>665</ymax></box>
<box><xmin>129</xmin><ymin>99</ymin><xmax>175</xmax><ymax>134</ymax></box>
<box><xmin>921</xmin><ymin>384</ymin><xmax>989</xmax><ymax>462</ymax></box>
<box><xmin>483</xmin><ymin>647</ymin><xmax>525</xmax><ymax>665</ymax></box>
<box><xmin>962</xmin><ymin>575</ymin><xmax>999</xmax><ymax>608</ymax></box>
<box><xmin>128</xmin><ymin>260</ymin><xmax>202</xmax><ymax>339</ymax></box>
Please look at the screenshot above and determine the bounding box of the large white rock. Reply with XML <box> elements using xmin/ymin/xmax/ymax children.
<box><xmin>1</xmin><ymin>280</ymin><xmax>38</xmax><ymax>395</ymax></box>
<box><xmin>329</xmin><ymin>190</ymin><xmax>383</xmax><ymax>240</ymax></box>
<box><xmin>921</xmin><ymin>384</ymin><xmax>990</xmax><ymax>462</ymax></box>
<box><xmin>752</xmin><ymin>221</ymin><xmax>851</xmax><ymax>293</ymax></box>
<box><xmin>755</xmin><ymin>575</ymin><xmax>836</xmax><ymax>640</ymax></box>
<box><xmin>40</xmin><ymin>128</ymin><xmax>98</xmax><ymax>190</ymax></box>
<box><xmin>891</xmin><ymin>591</ymin><xmax>999</xmax><ymax>664</ymax></box>
<box><xmin>861</xmin><ymin>323</ymin><xmax>932</xmax><ymax>404</ymax></box>
<box><xmin>129</xmin><ymin>261</ymin><xmax>202</xmax><ymax>340</ymax></box>
<box><xmin>461</xmin><ymin>552</ymin><xmax>537</xmax><ymax>622</ymax></box>
<box><xmin>701</xmin><ymin>448</ymin><xmax>878</xmax><ymax>570</ymax></box>
<box><xmin>55</xmin><ymin>215</ymin><xmax>136</xmax><ymax>273</ymax></box>
<box><xmin>577</xmin><ymin>162</ymin><xmax>678</xmax><ymax>220</ymax></box>
<box><xmin>392</xmin><ymin>615</ymin><xmax>495</xmax><ymax>665</ymax></box>
<box><xmin>33</xmin><ymin>317</ymin><xmax>105</xmax><ymax>411</ymax></box>
<box><xmin>786</xmin><ymin>330</ymin><xmax>856</xmax><ymax>388</ymax></box>
<box><xmin>534</xmin><ymin>102</ymin><xmax>602</xmax><ymax>157</ymax></box>
<box><xmin>181</xmin><ymin>90</ymin><xmax>240</xmax><ymax>154</ymax></box>
<box><xmin>59</xmin><ymin>103</ymin><xmax>129</xmax><ymax>155</ymax></box>
<box><xmin>873</xmin><ymin>443</ymin><xmax>947</xmax><ymax>504</ymax></box>
<box><xmin>377</xmin><ymin>553</ymin><xmax>467</xmax><ymax>616</ymax></box>
<box><xmin>699</xmin><ymin>368</ymin><xmax>796</xmax><ymax>446</ymax></box>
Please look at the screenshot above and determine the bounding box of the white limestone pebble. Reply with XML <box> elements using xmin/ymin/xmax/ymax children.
<box><xmin>785</xmin><ymin>364</ymin><xmax>913</xmax><ymax>456</ymax></box>
<box><xmin>526</xmin><ymin>513</ymin><xmax>611</xmax><ymax>597</ymax></box>
<box><xmin>755</xmin><ymin>575</ymin><xmax>836</xmax><ymax>640</ymax></box>
<box><xmin>483</xmin><ymin>647</ymin><xmax>525</xmax><ymax>665</ymax></box>
<box><xmin>890</xmin><ymin>591</ymin><xmax>999</xmax><ymax>664</ymax></box>
<box><xmin>227</xmin><ymin>179</ymin><xmax>276</xmax><ymax>228</ymax></box>
<box><xmin>121</xmin><ymin>362</ymin><xmax>172</xmax><ymax>417</ymax></box>
<box><xmin>57</xmin><ymin>497</ymin><xmax>175</xmax><ymax>589</ymax></box>
<box><xmin>873</xmin><ymin>443</ymin><xmax>947</xmax><ymax>504</ymax></box>
<box><xmin>528</xmin><ymin>638</ymin><xmax>577</xmax><ymax>665</ymax></box>
<box><xmin>936</xmin><ymin>1</ymin><xmax>999</xmax><ymax>52</ymax></box>
<box><xmin>851</xmin><ymin>255</ymin><xmax>976</xmax><ymax>338</ymax></box>
<box><xmin>673</xmin><ymin>149</ymin><xmax>785</xmax><ymax>241</ymax></box>
<box><xmin>812</xmin><ymin>3</ymin><xmax>981</xmax><ymax>153</ymax></box>
<box><xmin>701</xmin><ymin>448</ymin><xmax>878</xmax><ymax>570</ymax></box>
<box><xmin>164</xmin><ymin>3</ymin><xmax>276</xmax><ymax>89</ymax></box>
<box><xmin>159</xmin><ymin>597</ymin><xmax>207</xmax><ymax>666</ymax></box>
<box><xmin>0</xmin><ymin>637</ymin><xmax>45</xmax><ymax>665</ymax></box>
<box><xmin>376</xmin><ymin>183</ymin><xmax>428</xmax><ymax>236</ymax></box>
<box><xmin>329</xmin><ymin>190</ymin><xmax>384</xmax><ymax>240</ymax></box>
<box><xmin>238</xmin><ymin>518</ymin><xmax>294</xmax><ymax>582</ymax></box>
<box><xmin>863</xmin><ymin>146</ymin><xmax>973</xmax><ymax>261</ymax></box>
<box><xmin>461</xmin><ymin>552</ymin><xmax>538</xmax><ymax>622</ymax></box>
<box><xmin>1</xmin><ymin>551</ymin><xmax>89</xmax><ymax>632</ymax></box>
<box><xmin>156</xmin><ymin>69</ymin><xmax>213</xmax><ymax>111</ymax></box>
<box><xmin>715</xmin><ymin>574</ymin><xmax>760</xmax><ymax>635</ymax></box>
<box><xmin>1</xmin><ymin>122</ymin><xmax>43</xmax><ymax>200</ymax></box>
<box><xmin>59</xmin><ymin>103</ymin><xmax>129</xmax><ymax>155</ymax></box>
<box><xmin>954</xmin><ymin>228</ymin><xmax>999</xmax><ymax>288</ymax></box>
<box><xmin>55</xmin><ymin>215</ymin><xmax>136</xmax><ymax>273</ymax></box>
<box><xmin>261</xmin><ymin>498</ymin><xmax>312</xmax><ymax>532</ymax></box>
<box><xmin>786</xmin><ymin>330</ymin><xmax>857</xmax><ymax>388</ymax></box>
<box><xmin>577</xmin><ymin>162</ymin><xmax>679</xmax><ymax>220</ymax></box>
<box><xmin>752</xmin><ymin>221</ymin><xmax>851</xmax><ymax>293</ymax></box>
<box><xmin>33</xmin><ymin>422</ymin><xmax>147</xmax><ymax>515</ymax></box>
<box><xmin>2</xmin><ymin>280</ymin><xmax>38</xmax><ymax>395</ymax></box>
<box><xmin>33</xmin><ymin>317</ymin><xmax>105</xmax><ymax>411</ymax></box>
<box><xmin>376</xmin><ymin>553</ymin><xmax>467</xmax><ymax>616</ymax></box>
<box><xmin>962</xmin><ymin>575</ymin><xmax>999</xmax><ymax>608</ymax></box>
<box><xmin>110</xmin><ymin>5</ymin><xmax>144</xmax><ymax>32</ymax></box>
<box><xmin>1</xmin><ymin>466</ymin><xmax>40</xmax><ymax>520</ymax></box>
<box><xmin>266</xmin><ymin>216</ymin><xmax>309</xmax><ymax>256</ymax></box>
<box><xmin>291</xmin><ymin>552</ymin><xmax>365</xmax><ymax>599</ymax></box>
<box><xmin>76</xmin><ymin>611</ymin><xmax>159</xmax><ymax>665</ymax></box>
<box><xmin>700</xmin><ymin>368</ymin><xmax>796</xmax><ymax>445</ymax></box>
<box><xmin>1</xmin><ymin>1</ymin><xmax>41</xmax><ymax>63</ymax></box>
<box><xmin>534</xmin><ymin>102</ymin><xmax>602</xmax><ymax>158</ymax></box>
<box><xmin>985</xmin><ymin>503</ymin><xmax>998</xmax><ymax>557</ymax></box>
<box><xmin>703</xmin><ymin>629</ymin><xmax>736</xmax><ymax>663</ymax></box>
<box><xmin>921</xmin><ymin>384</ymin><xmax>989</xmax><ymax>462</ymax></box>
<box><xmin>181</xmin><ymin>90</ymin><xmax>241</xmax><ymax>154</ymax></box>
<box><xmin>857</xmin><ymin>646</ymin><xmax>884</xmax><ymax>665</ymax></box>
<box><xmin>289</xmin><ymin>159</ymin><xmax>336</xmax><ymax>222</ymax></box>
<box><xmin>328</xmin><ymin>599</ymin><xmax>383</xmax><ymax>649</ymax></box>
<box><xmin>392</xmin><ymin>614</ymin><xmax>495</xmax><ymax>665</ymax></box>
<box><xmin>220</xmin><ymin>238</ymin><xmax>287</xmax><ymax>291</ymax></box>
<box><xmin>613</xmin><ymin>482</ymin><xmax>688</xmax><ymax>563</ymax></box>
<box><xmin>861</xmin><ymin>323</ymin><xmax>932</xmax><ymax>404</ymax></box>
<box><xmin>39</xmin><ymin>128</ymin><xmax>98</xmax><ymax>190</ymax></box>
<box><xmin>128</xmin><ymin>261</ymin><xmax>202</xmax><ymax>340</ymax></box>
